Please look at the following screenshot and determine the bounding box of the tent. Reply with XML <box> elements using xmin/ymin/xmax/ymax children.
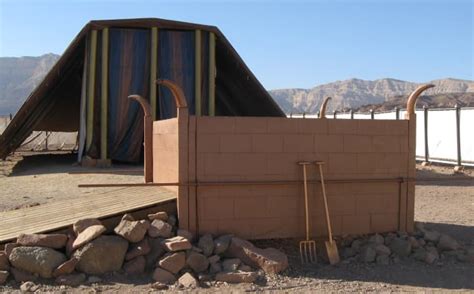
<box><xmin>0</xmin><ymin>18</ymin><xmax>284</xmax><ymax>163</ymax></box>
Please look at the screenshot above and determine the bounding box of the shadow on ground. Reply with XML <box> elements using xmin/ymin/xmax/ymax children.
<box><xmin>416</xmin><ymin>167</ymin><xmax>474</xmax><ymax>187</ymax></box>
<box><xmin>7</xmin><ymin>152</ymin><xmax>143</xmax><ymax>176</ymax></box>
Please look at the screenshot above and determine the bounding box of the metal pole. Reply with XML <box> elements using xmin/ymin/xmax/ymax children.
<box><xmin>350</xmin><ymin>109</ymin><xmax>354</xmax><ymax>119</ymax></box>
<box><xmin>423</xmin><ymin>105</ymin><xmax>429</xmax><ymax>165</ymax></box>
<box><xmin>395</xmin><ymin>107</ymin><xmax>400</xmax><ymax>120</ymax></box>
<box><xmin>333</xmin><ymin>110</ymin><xmax>338</xmax><ymax>119</ymax></box>
<box><xmin>455</xmin><ymin>104</ymin><xmax>463</xmax><ymax>171</ymax></box>
<box><xmin>303</xmin><ymin>112</ymin><xmax>306</xmax><ymax>119</ymax></box>
<box><xmin>370</xmin><ymin>109</ymin><xmax>374</xmax><ymax>120</ymax></box>
<box><xmin>317</xmin><ymin>111</ymin><xmax>320</xmax><ymax>119</ymax></box>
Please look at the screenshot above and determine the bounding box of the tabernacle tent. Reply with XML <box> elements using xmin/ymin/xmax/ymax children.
<box><xmin>0</xmin><ymin>18</ymin><xmax>284</xmax><ymax>163</ymax></box>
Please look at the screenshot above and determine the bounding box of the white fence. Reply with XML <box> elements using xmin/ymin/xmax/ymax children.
<box><xmin>290</xmin><ymin>107</ymin><xmax>474</xmax><ymax>167</ymax></box>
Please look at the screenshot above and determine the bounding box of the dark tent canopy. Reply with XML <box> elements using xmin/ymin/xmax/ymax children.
<box><xmin>0</xmin><ymin>18</ymin><xmax>284</xmax><ymax>162</ymax></box>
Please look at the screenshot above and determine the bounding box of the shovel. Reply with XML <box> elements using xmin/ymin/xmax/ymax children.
<box><xmin>315</xmin><ymin>161</ymin><xmax>340</xmax><ymax>265</ymax></box>
<box><xmin>298</xmin><ymin>161</ymin><xmax>317</xmax><ymax>264</ymax></box>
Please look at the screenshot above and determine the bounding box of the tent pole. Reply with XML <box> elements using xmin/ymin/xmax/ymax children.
<box><xmin>208</xmin><ymin>32</ymin><xmax>216</xmax><ymax>116</ymax></box>
<box><xmin>100</xmin><ymin>28</ymin><xmax>109</xmax><ymax>163</ymax></box>
<box><xmin>150</xmin><ymin>27</ymin><xmax>158</xmax><ymax>120</ymax></box>
<box><xmin>195</xmin><ymin>29</ymin><xmax>202</xmax><ymax>116</ymax></box>
<box><xmin>86</xmin><ymin>30</ymin><xmax>98</xmax><ymax>151</ymax></box>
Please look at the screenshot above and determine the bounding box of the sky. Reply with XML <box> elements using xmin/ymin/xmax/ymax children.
<box><xmin>0</xmin><ymin>0</ymin><xmax>472</xmax><ymax>89</ymax></box>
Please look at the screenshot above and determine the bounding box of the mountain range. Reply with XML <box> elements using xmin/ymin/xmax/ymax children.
<box><xmin>0</xmin><ymin>53</ymin><xmax>473</xmax><ymax>115</ymax></box>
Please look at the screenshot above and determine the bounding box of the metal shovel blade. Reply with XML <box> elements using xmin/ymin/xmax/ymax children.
<box><xmin>325</xmin><ymin>240</ymin><xmax>340</xmax><ymax>265</ymax></box>
<box><xmin>300</xmin><ymin>240</ymin><xmax>317</xmax><ymax>264</ymax></box>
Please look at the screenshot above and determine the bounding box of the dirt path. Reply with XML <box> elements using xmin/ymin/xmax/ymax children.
<box><xmin>0</xmin><ymin>153</ymin><xmax>473</xmax><ymax>292</ymax></box>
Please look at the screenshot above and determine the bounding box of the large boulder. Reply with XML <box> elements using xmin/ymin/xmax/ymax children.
<box><xmin>198</xmin><ymin>234</ymin><xmax>214</xmax><ymax>257</ymax></box>
<box><xmin>126</xmin><ymin>238</ymin><xmax>151</xmax><ymax>260</ymax></box>
<box><xmin>9</xmin><ymin>246</ymin><xmax>67</xmax><ymax>278</ymax></box>
<box><xmin>73</xmin><ymin>235</ymin><xmax>128</xmax><ymax>275</ymax></box>
<box><xmin>389</xmin><ymin>238</ymin><xmax>412</xmax><ymax>257</ymax></box>
<box><xmin>0</xmin><ymin>251</ymin><xmax>9</xmax><ymax>271</ymax></box>
<box><xmin>114</xmin><ymin>217</ymin><xmax>150</xmax><ymax>243</ymax></box>
<box><xmin>72</xmin><ymin>225</ymin><xmax>107</xmax><ymax>250</ymax></box>
<box><xmin>437</xmin><ymin>234</ymin><xmax>460</xmax><ymax>251</ymax></box>
<box><xmin>10</xmin><ymin>267</ymin><xmax>37</xmax><ymax>282</ymax></box>
<box><xmin>186</xmin><ymin>252</ymin><xmax>209</xmax><ymax>273</ymax></box>
<box><xmin>148</xmin><ymin>220</ymin><xmax>173</xmax><ymax>238</ymax></box>
<box><xmin>227</xmin><ymin>237</ymin><xmax>288</xmax><ymax>274</ymax></box>
<box><xmin>214</xmin><ymin>235</ymin><xmax>232</xmax><ymax>255</ymax></box>
<box><xmin>123</xmin><ymin>256</ymin><xmax>146</xmax><ymax>275</ymax></box>
<box><xmin>17</xmin><ymin>233</ymin><xmax>67</xmax><ymax>249</ymax></box>
<box><xmin>215</xmin><ymin>271</ymin><xmax>258</xmax><ymax>283</ymax></box>
<box><xmin>158</xmin><ymin>252</ymin><xmax>186</xmax><ymax>274</ymax></box>
<box><xmin>145</xmin><ymin>238</ymin><xmax>166</xmax><ymax>270</ymax></box>
<box><xmin>153</xmin><ymin>267</ymin><xmax>176</xmax><ymax>284</ymax></box>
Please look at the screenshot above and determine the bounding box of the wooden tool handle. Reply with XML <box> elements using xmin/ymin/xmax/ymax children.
<box><xmin>317</xmin><ymin>162</ymin><xmax>334</xmax><ymax>243</ymax></box>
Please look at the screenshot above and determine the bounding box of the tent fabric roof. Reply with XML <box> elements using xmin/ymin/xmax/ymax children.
<box><xmin>0</xmin><ymin>18</ymin><xmax>284</xmax><ymax>159</ymax></box>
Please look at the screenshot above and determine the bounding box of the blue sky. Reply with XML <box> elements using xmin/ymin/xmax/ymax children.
<box><xmin>0</xmin><ymin>0</ymin><xmax>472</xmax><ymax>89</ymax></box>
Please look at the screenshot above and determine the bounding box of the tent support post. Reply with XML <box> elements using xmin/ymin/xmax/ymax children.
<box><xmin>195</xmin><ymin>29</ymin><xmax>202</xmax><ymax>116</ymax></box>
<box><xmin>86</xmin><ymin>30</ymin><xmax>97</xmax><ymax>152</ymax></box>
<box><xmin>208</xmin><ymin>32</ymin><xmax>216</xmax><ymax>116</ymax></box>
<box><xmin>98</xmin><ymin>28</ymin><xmax>111</xmax><ymax>167</ymax></box>
<box><xmin>150</xmin><ymin>27</ymin><xmax>158</xmax><ymax>120</ymax></box>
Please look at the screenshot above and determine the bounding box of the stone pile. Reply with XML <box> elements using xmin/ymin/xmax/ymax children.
<box><xmin>339</xmin><ymin>222</ymin><xmax>473</xmax><ymax>265</ymax></box>
<box><xmin>0</xmin><ymin>211</ymin><xmax>288</xmax><ymax>290</ymax></box>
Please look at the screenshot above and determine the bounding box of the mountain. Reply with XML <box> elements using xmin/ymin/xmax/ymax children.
<box><xmin>270</xmin><ymin>78</ymin><xmax>474</xmax><ymax>114</ymax></box>
<box><xmin>0</xmin><ymin>53</ymin><xmax>60</xmax><ymax>114</ymax></box>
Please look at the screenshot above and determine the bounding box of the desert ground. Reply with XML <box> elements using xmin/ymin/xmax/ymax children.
<box><xmin>0</xmin><ymin>152</ymin><xmax>473</xmax><ymax>292</ymax></box>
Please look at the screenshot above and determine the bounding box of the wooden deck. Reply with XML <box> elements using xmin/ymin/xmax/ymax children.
<box><xmin>0</xmin><ymin>186</ymin><xmax>176</xmax><ymax>243</ymax></box>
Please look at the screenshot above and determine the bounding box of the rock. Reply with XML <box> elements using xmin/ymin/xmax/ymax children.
<box><xmin>73</xmin><ymin>218</ymin><xmax>102</xmax><ymax>235</ymax></box>
<box><xmin>222</xmin><ymin>258</ymin><xmax>241</xmax><ymax>272</ymax></box>
<box><xmin>148</xmin><ymin>220</ymin><xmax>173</xmax><ymax>238</ymax></box>
<box><xmin>65</xmin><ymin>233</ymin><xmax>75</xmax><ymax>257</ymax></box>
<box><xmin>152</xmin><ymin>267</ymin><xmax>176</xmax><ymax>284</ymax></box>
<box><xmin>53</xmin><ymin>257</ymin><xmax>79</xmax><ymax>277</ymax></box>
<box><xmin>124</xmin><ymin>256</ymin><xmax>146</xmax><ymax>275</ymax></box>
<box><xmin>389</xmin><ymin>238</ymin><xmax>412</xmax><ymax>257</ymax></box>
<box><xmin>415</xmin><ymin>222</ymin><xmax>425</xmax><ymax>232</ymax></box>
<box><xmin>418</xmin><ymin>239</ymin><xmax>426</xmax><ymax>247</ymax></box>
<box><xmin>162</xmin><ymin>236</ymin><xmax>192</xmax><ymax>252</ymax></box>
<box><xmin>208</xmin><ymin>255</ymin><xmax>220</xmax><ymax>264</ymax></box>
<box><xmin>72</xmin><ymin>225</ymin><xmax>107</xmax><ymax>250</ymax></box>
<box><xmin>239</xmin><ymin>264</ymin><xmax>252</xmax><ymax>272</ymax></box>
<box><xmin>178</xmin><ymin>272</ymin><xmax>198</xmax><ymax>288</ymax></box>
<box><xmin>114</xmin><ymin>218</ymin><xmax>150</xmax><ymax>243</ymax></box>
<box><xmin>227</xmin><ymin>237</ymin><xmax>288</xmax><ymax>274</ymax></box>
<box><xmin>145</xmin><ymin>238</ymin><xmax>165</xmax><ymax>270</ymax></box>
<box><xmin>368</xmin><ymin>234</ymin><xmax>384</xmax><ymax>245</ymax></box>
<box><xmin>466</xmin><ymin>247</ymin><xmax>474</xmax><ymax>263</ymax></box>
<box><xmin>148</xmin><ymin>211</ymin><xmax>168</xmax><ymax>221</ymax></box>
<box><xmin>351</xmin><ymin>239</ymin><xmax>363</xmax><ymax>252</ymax></box>
<box><xmin>126</xmin><ymin>238</ymin><xmax>151</xmax><ymax>260</ymax></box>
<box><xmin>151</xmin><ymin>282</ymin><xmax>169</xmax><ymax>290</ymax></box>
<box><xmin>198</xmin><ymin>234</ymin><xmax>214</xmax><ymax>257</ymax></box>
<box><xmin>209</xmin><ymin>262</ymin><xmax>222</xmax><ymax>274</ymax></box>
<box><xmin>4</xmin><ymin>243</ymin><xmax>19</xmax><ymax>258</ymax></box>
<box><xmin>9</xmin><ymin>246</ymin><xmax>66</xmax><ymax>278</ymax></box>
<box><xmin>192</xmin><ymin>246</ymin><xmax>203</xmax><ymax>253</ymax></box>
<box><xmin>74</xmin><ymin>235</ymin><xmax>128</xmax><ymax>275</ymax></box>
<box><xmin>0</xmin><ymin>251</ymin><xmax>9</xmax><ymax>271</ymax></box>
<box><xmin>198</xmin><ymin>273</ymin><xmax>212</xmax><ymax>282</ymax></box>
<box><xmin>55</xmin><ymin>273</ymin><xmax>86</xmax><ymax>286</ymax></box>
<box><xmin>437</xmin><ymin>234</ymin><xmax>460</xmax><ymax>251</ymax></box>
<box><xmin>384</xmin><ymin>233</ymin><xmax>397</xmax><ymax>246</ymax></box>
<box><xmin>158</xmin><ymin>252</ymin><xmax>185</xmax><ymax>274</ymax></box>
<box><xmin>17</xmin><ymin>233</ymin><xmax>68</xmax><ymax>249</ymax></box>
<box><xmin>375</xmin><ymin>244</ymin><xmax>391</xmax><ymax>256</ymax></box>
<box><xmin>423</xmin><ymin>230</ymin><xmax>441</xmax><ymax>243</ymax></box>
<box><xmin>408</xmin><ymin>236</ymin><xmax>420</xmax><ymax>249</ymax></box>
<box><xmin>187</xmin><ymin>252</ymin><xmax>209</xmax><ymax>273</ymax></box>
<box><xmin>342</xmin><ymin>247</ymin><xmax>357</xmax><ymax>259</ymax></box>
<box><xmin>412</xmin><ymin>248</ymin><xmax>427</xmax><ymax>261</ymax></box>
<box><xmin>20</xmin><ymin>281</ymin><xmax>40</xmax><ymax>292</ymax></box>
<box><xmin>0</xmin><ymin>270</ymin><xmax>9</xmax><ymax>285</ymax></box>
<box><xmin>376</xmin><ymin>255</ymin><xmax>389</xmax><ymax>265</ymax></box>
<box><xmin>10</xmin><ymin>267</ymin><xmax>37</xmax><ymax>282</ymax></box>
<box><xmin>177</xmin><ymin>229</ymin><xmax>194</xmax><ymax>242</ymax></box>
<box><xmin>167</xmin><ymin>215</ymin><xmax>177</xmax><ymax>227</ymax></box>
<box><xmin>359</xmin><ymin>245</ymin><xmax>376</xmax><ymax>263</ymax></box>
<box><xmin>214</xmin><ymin>235</ymin><xmax>232</xmax><ymax>255</ymax></box>
<box><xmin>87</xmin><ymin>276</ymin><xmax>102</xmax><ymax>283</ymax></box>
<box><xmin>425</xmin><ymin>247</ymin><xmax>439</xmax><ymax>264</ymax></box>
<box><xmin>215</xmin><ymin>271</ymin><xmax>258</xmax><ymax>283</ymax></box>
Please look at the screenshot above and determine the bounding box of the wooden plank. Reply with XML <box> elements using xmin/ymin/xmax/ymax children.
<box><xmin>100</xmin><ymin>28</ymin><xmax>109</xmax><ymax>160</ymax></box>
<box><xmin>150</xmin><ymin>27</ymin><xmax>158</xmax><ymax>120</ymax></box>
<box><xmin>0</xmin><ymin>186</ymin><xmax>176</xmax><ymax>243</ymax></box>
<box><xmin>208</xmin><ymin>32</ymin><xmax>216</xmax><ymax>116</ymax></box>
<box><xmin>195</xmin><ymin>29</ymin><xmax>202</xmax><ymax>116</ymax></box>
<box><xmin>86</xmin><ymin>30</ymin><xmax>98</xmax><ymax>151</ymax></box>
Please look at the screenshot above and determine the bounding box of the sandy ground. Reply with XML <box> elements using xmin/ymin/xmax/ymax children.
<box><xmin>0</xmin><ymin>152</ymin><xmax>473</xmax><ymax>292</ymax></box>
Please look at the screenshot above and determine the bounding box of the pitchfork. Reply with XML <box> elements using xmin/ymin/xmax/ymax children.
<box><xmin>298</xmin><ymin>161</ymin><xmax>317</xmax><ymax>264</ymax></box>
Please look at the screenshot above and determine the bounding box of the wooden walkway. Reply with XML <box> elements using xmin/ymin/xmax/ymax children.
<box><xmin>0</xmin><ymin>186</ymin><xmax>176</xmax><ymax>243</ymax></box>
